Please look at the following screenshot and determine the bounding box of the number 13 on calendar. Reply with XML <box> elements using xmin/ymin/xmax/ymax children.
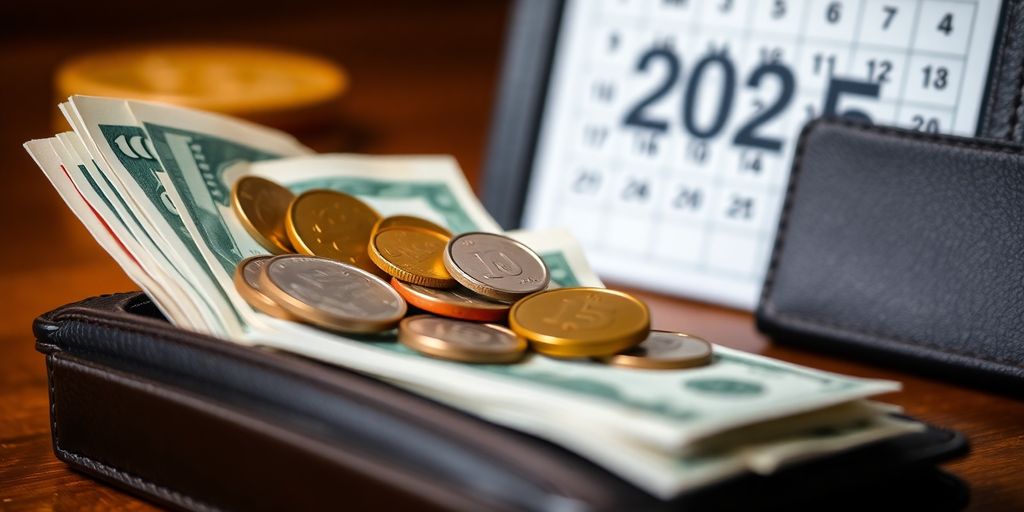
<box><xmin>523</xmin><ymin>0</ymin><xmax>1002</xmax><ymax>308</ymax></box>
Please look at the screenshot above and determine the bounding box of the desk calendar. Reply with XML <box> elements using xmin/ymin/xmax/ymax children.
<box><xmin>484</xmin><ymin>0</ymin><xmax>1015</xmax><ymax>309</ymax></box>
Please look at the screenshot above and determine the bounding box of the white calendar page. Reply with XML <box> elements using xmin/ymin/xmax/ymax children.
<box><xmin>522</xmin><ymin>0</ymin><xmax>1003</xmax><ymax>309</ymax></box>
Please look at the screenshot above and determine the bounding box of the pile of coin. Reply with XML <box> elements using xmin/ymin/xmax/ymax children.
<box><xmin>231</xmin><ymin>176</ymin><xmax>713</xmax><ymax>370</ymax></box>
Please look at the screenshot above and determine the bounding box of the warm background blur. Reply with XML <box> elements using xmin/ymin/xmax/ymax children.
<box><xmin>0</xmin><ymin>0</ymin><xmax>508</xmax><ymax>342</ymax></box>
<box><xmin>0</xmin><ymin>3</ymin><xmax>508</xmax><ymax>507</ymax></box>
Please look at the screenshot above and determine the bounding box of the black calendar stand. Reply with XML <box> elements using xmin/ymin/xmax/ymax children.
<box><xmin>482</xmin><ymin>0</ymin><xmax>564</xmax><ymax>230</ymax></box>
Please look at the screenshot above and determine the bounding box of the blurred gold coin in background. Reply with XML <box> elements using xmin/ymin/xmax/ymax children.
<box><xmin>373</xmin><ymin>215</ymin><xmax>452</xmax><ymax>237</ymax></box>
<box><xmin>509</xmin><ymin>287</ymin><xmax>650</xmax><ymax>358</ymax></box>
<box><xmin>56</xmin><ymin>44</ymin><xmax>347</xmax><ymax>130</ymax></box>
<box><xmin>231</xmin><ymin>176</ymin><xmax>294</xmax><ymax>254</ymax></box>
<box><xmin>285</xmin><ymin>189</ymin><xmax>381</xmax><ymax>275</ymax></box>
<box><xmin>369</xmin><ymin>227</ymin><xmax>455</xmax><ymax>288</ymax></box>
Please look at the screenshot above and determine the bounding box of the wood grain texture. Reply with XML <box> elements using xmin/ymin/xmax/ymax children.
<box><xmin>0</xmin><ymin>2</ymin><xmax>1021</xmax><ymax>510</ymax></box>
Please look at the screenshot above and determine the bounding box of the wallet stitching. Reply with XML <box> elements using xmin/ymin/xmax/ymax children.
<box><xmin>48</xmin><ymin>356</ymin><xmax>221</xmax><ymax>512</ymax></box>
<box><xmin>48</xmin><ymin>359</ymin><xmax>58</xmax><ymax>454</ymax></box>
<box><xmin>761</xmin><ymin>118</ymin><xmax>1024</xmax><ymax>370</ymax></box>
<box><xmin>1010</xmin><ymin>1</ymin><xmax>1024</xmax><ymax>138</ymax></box>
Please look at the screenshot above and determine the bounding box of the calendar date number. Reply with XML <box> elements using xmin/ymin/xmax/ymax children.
<box><xmin>622</xmin><ymin>47</ymin><xmax>881</xmax><ymax>151</ymax></box>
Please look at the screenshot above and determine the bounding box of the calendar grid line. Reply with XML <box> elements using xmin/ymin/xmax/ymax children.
<box><xmin>894</xmin><ymin>0</ymin><xmax>924</xmax><ymax>124</ymax></box>
<box><xmin>630</xmin><ymin>23</ymin><xmax>976</xmax><ymax>61</ymax></box>
<box><xmin>688</xmin><ymin>1</ymin><xmax>714</xmax><ymax>276</ymax></box>
<box><xmin>846</xmin><ymin>0</ymin><xmax>869</xmax><ymax>77</ymax></box>
<box><xmin>638</xmin><ymin>0</ymin><xmax>664</xmax><ymax>263</ymax></box>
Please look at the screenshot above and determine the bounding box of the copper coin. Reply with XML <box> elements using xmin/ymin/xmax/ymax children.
<box><xmin>391</xmin><ymin>278</ymin><xmax>510</xmax><ymax>322</ymax></box>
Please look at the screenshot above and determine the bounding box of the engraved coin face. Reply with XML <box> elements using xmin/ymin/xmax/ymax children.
<box><xmin>231</xmin><ymin>176</ymin><xmax>294</xmax><ymax>254</ymax></box>
<box><xmin>391</xmin><ymin>278</ymin><xmax>509</xmax><ymax>322</ymax></box>
<box><xmin>369</xmin><ymin>227</ymin><xmax>454</xmax><ymax>288</ymax></box>
<box><xmin>399</xmin><ymin>315</ymin><xmax>526</xmax><ymax>363</ymax></box>
<box><xmin>509</xmin><ymin>287</ymin><xmax>649</xmax><ymax>357</ymax></box>
<box><xmin>233</xmin><ymin>256</ymin><xmax>294</xmax><ymax>319</ymax></box>
<box><xmin>373</xmin><ymin>215</ymin><xmax>451</xmax><ymax>237</ymax></box>
<box><xmin>443</xmin><ymin>232</ymin><xmax>549</xmax><ymax>301</ymax></box>
<box><xmin>258</xmin><ymin>255</ymin><xmax>405</xmax><ymax>333</ymax></box>
<box><xmin>285</xmin><ymin>190</ymin><xmax>381</xmax><ymax>274</ymax></box>
<box><xmin>602</xmin><ymin>331</ymin><xmax>713</xmax><ymax>370</ymax></box>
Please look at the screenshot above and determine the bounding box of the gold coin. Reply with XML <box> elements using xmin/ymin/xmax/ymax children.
<box><xmin>285</xmin><ymin>189</ymin><xmax>381</xmax><ymax>275</ymax></box>
<box><xmin>509</xmin><ymin>288</ymin><xmax>650</xmax><ymax>358</ymax></box>
<box><xmin>368</xmin><ymin>227</ymin><xmax>455</xmax><ymax>288</ymax></box>
<box><xmin>233</xmin><ymin>256</ymin><xmax>295</xmax><ymax>320</ymax></box>
<box><xmin>601</xmin><ymin>331</ymin><xmax>713</xmax><ymax>370</ymax></box>
<box><xmin>399</xmin><ymin>315</ymin><xmax>526</xmax><ymax>364</ymax></box>
<box><xmin>257</xmin><ymin>255</ymin><xmax>406</xmax><ymax>333</ymax></box>
<box><xmin>373</xmin><ymin>215</ymin><xmax>452</xmax><ymax>237</ymax></box>
<box><xmin>231</xmin><ymin>176</ymin><xmax>294</xmax><ymax>254</ymax></box>
<box><xmin>57</xmin><ymin>44</ymin><xmax>347</xmax><ymax>128</ymax></box>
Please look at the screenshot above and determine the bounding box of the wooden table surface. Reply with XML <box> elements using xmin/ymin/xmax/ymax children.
<box><xmin>0</xmin><ymin>2</ymin><xmax>1021</xmax><ymax>510</ymax></box>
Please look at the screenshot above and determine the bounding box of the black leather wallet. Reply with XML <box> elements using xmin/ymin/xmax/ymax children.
<box><xmin>757</xmin><ymin>119</ymin><xmax>1024</xmax><ymax>393</ymax></box>
<box><xmin>35</xmin><ymin>292</ymin><xmax>969</xmax><ymax>511</ymax></box>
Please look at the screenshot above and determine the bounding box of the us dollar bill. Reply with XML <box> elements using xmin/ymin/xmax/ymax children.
<box><xmin>26</xmin><ymin>96</ymin><xmax>916</xmax><ymax>499</ymax></box>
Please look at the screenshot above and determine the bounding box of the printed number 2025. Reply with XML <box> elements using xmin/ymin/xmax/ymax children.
<box><xmin>623</xmin><ymin>48</ymin><xmax>794</xmax><ymax>151</ymax></box>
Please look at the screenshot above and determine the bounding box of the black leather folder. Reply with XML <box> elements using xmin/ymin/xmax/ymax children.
<box><xmin>757</xmin><ymin>119</ymin><xmax>1024</xmax><ymax>393</ymax></box>
<box><xmin>35</xmin><ymin>292</ymin><xmax>969</xmax><ymax>511</ymax></box>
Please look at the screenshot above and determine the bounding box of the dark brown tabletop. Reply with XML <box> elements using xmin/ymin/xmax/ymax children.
<box><xmin>0</xmin><ymin>2</ymin><xmax>1021</xmax><ymax>510</ymax></box>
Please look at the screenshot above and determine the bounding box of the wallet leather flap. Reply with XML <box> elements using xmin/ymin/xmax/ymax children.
<box><xmin>757</xmin><ymin>119</ymin><xmax>1024</xmax><ymax>391</ymax></box>
<box><xmin>35</xmin><ymin>292</ymin><xmax>969</xmax><ymax>511</ymax></box>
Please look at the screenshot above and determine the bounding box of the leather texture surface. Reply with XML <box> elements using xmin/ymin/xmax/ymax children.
<box><xmin>36</xmin><ymin>292</ymin><xmax>969</xmax><ymax>511</ymax></box>
<box><xmin>757</xmin><ymin>119</ymin><xmax>1024</xmax><ymax>392</ymax></box>
<box><xmin>980</xmin><ymin>0</ymin><xmax>1024</xmax><ymax>141</ymax></box>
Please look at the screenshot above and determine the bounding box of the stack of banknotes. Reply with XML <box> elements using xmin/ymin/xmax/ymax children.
<box><xmin>25</xmin><ymin>96</ymin><xmax>922</xmax><ymax>499</ymax></box>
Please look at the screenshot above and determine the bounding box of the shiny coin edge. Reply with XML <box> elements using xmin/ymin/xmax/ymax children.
<box><xmin>600</xmin><ymin>331</ymin><xmax>713</xmax><ymax>369</ymax></box>
<box><xmin>391</xmin><ymin>278</ymin><xmax>509</xmax><ymax>322</ymax></box>
<box><xmin>233</xmin><ymin>255</ymin><xmax>295</xmax><ymax>320</ymax></box>
<box><xmin>372</xmin><ymin>215</ymin><xmax>452</xmax><ymax>238</ymax></box>
<box><xmin>231</xmin><ymin>177</ymin><xmax>294</xmax><ymax>254</ymax></box>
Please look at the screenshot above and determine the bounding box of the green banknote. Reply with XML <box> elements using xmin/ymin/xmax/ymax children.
<box><xmin>29</xmin><ymin>97</ymin><xmax>908</xmax><ymax>500</ymax></box>
<box><xmin>52</xmin><ymin>130</ymin><xmax>213</xmax><ymax>330</ymax></box>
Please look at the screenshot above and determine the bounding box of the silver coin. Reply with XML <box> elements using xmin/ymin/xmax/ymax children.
<box><xmin>242</xmin><ymin>255</ymin><xmax>271</xmax><ymax>289</ymax></box>
<box><xmin>399</xmin><ymin>315</ymin><xmax>526</xmax><ymax>363</ymax></box>
<box><xmin>603</xmin><ymin>331</ymin><xmax>713</xmax><ymax>369</ymax></box>
<box><xmin>259</xmin><ymin>255</ymin><xmax>406</xmax><ymax>333</ymax></box>
<box><xmin>443</xmin><ymin>232</ymin><xmax>550</xmax><ymax>302</ymax></box>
